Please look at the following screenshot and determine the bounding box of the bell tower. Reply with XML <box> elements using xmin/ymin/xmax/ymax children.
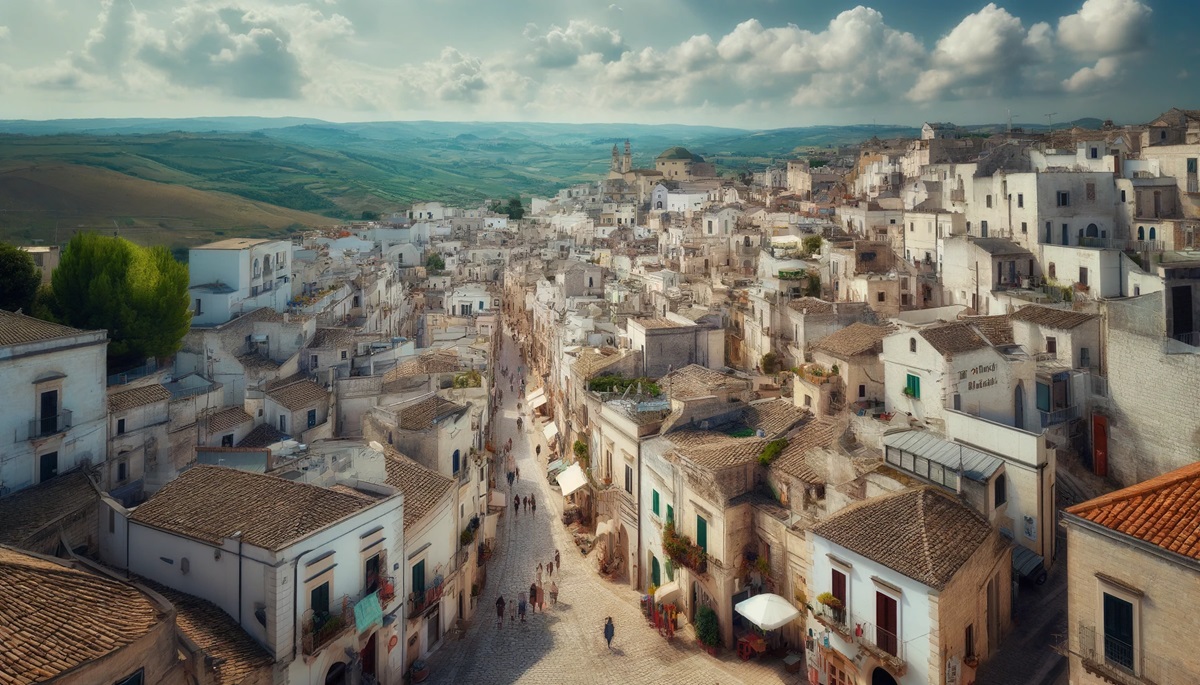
<box><xmin>623</xmin><ymin>140</ymin><xmax>632</xmax><ymax>173</ymax></box>
<box><xmin>611</xmin><ymin>144</ymin><xmax>620</xmax><ymax>173</ymax></box>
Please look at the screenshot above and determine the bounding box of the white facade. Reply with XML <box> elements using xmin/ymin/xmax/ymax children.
<box><xmin>188</xmin><ymin>238</ymin><xmax>294</xmax><ymax>326</ymax></box>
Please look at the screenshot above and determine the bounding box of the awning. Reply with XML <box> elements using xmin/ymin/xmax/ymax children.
<box><xmin>483</xmin><ymin>512</ymin><xmax>499</xmax><ymax>540</ymax></box>
<box><xmin>527</xmin><ymin>389</ymin><xmax>547</xmax><ymax>409</ymax></box>
<box><xmin>557</xmin><ymin>463</ymin><xmax>587</xmax><ymax>497</ymax></box>
<box><xmin>735</xmin><ymin>593</ymin><xmax>801</xmax><ymax>631</ymax></box>
<box><xmin>595</xmin><ymin>519</ymin><xmax>612</xmax><ymax>537</ymax></box>
<box><xmin>488</xmin><ymin>491</ymin><xmax>507</xmax><ymax>509</ymax></box>
<box><xmin>542</xmin><ymin>421</ymin><xmax>560</xmax><ymax>442</ymax></box>
<box><xmin>654</xmin><ymin>581</ymin><xmax>681</xmax><ymax>604</ymax></box>
<box><xmin>547</xmin><ymin>459</ymin><xmax>565</xmax><ymax>473</ymax></box>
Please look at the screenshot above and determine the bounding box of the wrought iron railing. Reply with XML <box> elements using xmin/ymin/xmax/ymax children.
<box><xmin>28</xmin><ymin>410</ymin><xmax>72</xmax><ymax>440</ymax></box>
<box><xmin>1040</xmin><ymin>405</ymin><xmax>1081</xmax><ymax>427</ymax></box>
<box><xmin>1074</xmin><ymin>623</ymin><xmax>1193</xmax><ymax>684</ymax></box>
<box><xmin>301</xmin><ymin>594</ymin><xmax>353</xmax><ymax>656</ymax></box>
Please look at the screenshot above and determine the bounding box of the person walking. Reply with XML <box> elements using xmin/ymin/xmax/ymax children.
<box><xmin>555</xmin><ymin>549</ymin><xmax>561</xmax><ymax>573</ymax></box>
<box><xmin>522</xmin><ymin>496</ymin><xmax>529</xmax><ymax>512</ymax></box>
<box><xmin>513</xmin><ymin>495</ymin><xmax>520</xmax><ymax>515</ymax></box>
<box><xmin>507</xmin><ymin>470</ymin><xmax>514</xmax><ymax>487</ymax></box>
<box><xmin>530</xmin><ymin>494</ymin><xmax>537</xmax><ymax>515</ymax></box>
<box><xmin>548</xmin><ymin>580</ymin><xmax>558</xmax><ymax>606</ymax></box>
<box><xmin>535</xmin><ymin>582</ymin><xmax>545</xmax><ymax>612</ymax></box>
<box><xmin>529</xmin><ymin>582</ymin><xmax>539</xmax><ymax>614</ymax></box>
<box><xmin>604</xmin><ymin>617</ymin><xmax>615</xmax><ymax>651</ymax></box>
<box><xmin>515</xmin><ymin>466</ymin><xmax>521</xmax><ymax>481</ymax></box>
<box><xmin>517</xmin><ymin>591</ymin><xmax>527</xmax><ymax>623</ymax></box>
<box><xmin>536</xmin><ymin>445</ymin><xmax>541</xmax><ymax>458</ymax></box>
<box><xmin>545</xmin><ymin>556</ymin><xmax>553</xmax><ymax>579</ymax></box>
<box><xmin>495</xmin><ymin>596</ymin><xmax>506</xmax><ymax>629</ymax></box>
<box><xmin>536</xmin><ymin>563</ymin><xmax>543</xmax><ymax>584</ymax></box>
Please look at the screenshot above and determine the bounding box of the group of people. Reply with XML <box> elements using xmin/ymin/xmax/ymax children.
<box><xmin>495</xmin><ymin>550</ymin><xmax>563</xmax><ymax>628</ymax></box>
<box><xmin>512</xmin><ymin>493</ymin><xmax>536</xmax><ymax>515</ymax></box>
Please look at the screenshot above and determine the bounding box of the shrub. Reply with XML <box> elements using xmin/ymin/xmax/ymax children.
<box><xmin>758</xmin><ymin>439</ymin><xmax>788</xmax><ymax>467</ymax></box>
<box><xmin>695</xmin><ymin>605</ymin><xmax>720</xmax><ymax>647</ymax></box>
<box><xmin>761</xmin><ymin>352</ymin><xmax>781</xmax><ymax>374</ymax></box>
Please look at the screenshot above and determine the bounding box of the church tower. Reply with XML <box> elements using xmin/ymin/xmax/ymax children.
<box><xmin>611</xmin><ymin>144</ymin><xmax>620</xmax><ymax>174</ymax></box>
<box><xmin>623</xmin><ymin>140</ymin><xmax>632</xmax><ymax>173</ymax></box>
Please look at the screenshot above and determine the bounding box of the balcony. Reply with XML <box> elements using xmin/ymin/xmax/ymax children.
<box><xmin>813</xmin><ymin>605</ymin><xmax>853</xmax><ymax>640</ymax></box>
<box><xmin>1073</xmin><ymin>623</ymin><xmax>1192</xmax><ymax>685</ymax></box>
<box><xmin>407</xmin><ymin>580</ymin><xmax>445</xmax><ymax>620</ymax></box>
<box><xmin>28</xmin><ymin>410</ymin><xmax>72</xmax><ymax>440</ymax></box>
<box><xmin>1040</xmin><ymin>404</ymin><xmax>1082</xmax><ymax>427</ymax></box>
<box><xmin>857</xmin><ymin>621</ymin><xmax>907</xmax><ymax>677</ymax></box>
<box><xmin>301</xmin><ymin>594</ymin><xmax>353</xmax><ymax>656</ymax></box>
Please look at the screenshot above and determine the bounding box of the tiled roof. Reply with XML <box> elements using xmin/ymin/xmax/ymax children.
<box><xmin>787</xmin><ymin>298</ymin><xmax>835</xmax><ymax>315</ymax></box>
<box><xmin>971</xmin><ymin>237</ymin><xmax>1032</xmax><ymax>255</ymax></box>
<box><xmin>266</xmin><ymin>379</ymin><xmax>329</xmax><ymax>411</ymax></box>
<box><xmin>0</xmin><ymin>470</ymin><xmax>100</xmax><ymax>548</ymax></box>
<box><xmin>963</xmin><ymin>315</ymin><xmax>1014</xmax><ymax>345</ymax></box>
<box><xmin>920</xmin><ymin>322</ymin><xmax>990</xmax><ymax>358</ymax></box>
<box><xmin>130</xmin><ymin>465</ymin><xmax>373</xmax><ymax>550</ymax></box>
<box><xmin>813</xmin><ymin>487</ymin><xmax>997</xmax><ymax>590</ymax></box>
<box><xmin>813</xmin><ymin>322</ymin><xmax>895</xmax><ymax>358</ymax></box>
<box><xmin>395</xmin><ymin>395</ymin><xmax>466</xmax><ymax>431</ymax></box>
<box><xmin>108</xmin><ymin>383</ymin><xmax>172</xmax><ymax>412</ymax></box>
<box><xmin>143</xmin><ymin>582</ymin><xmax>273</xmax><ymax>685</ymax></box>
<box><xmin>384</xmin><ymin>450</ymin><xmax>455</xmax><ymax>531</ymax></box>
<box><xmin>0</xmin><ymin>547</ymin><xmax>162</xmax><ymax>685</ymax></box>
<box><xmin>207</xmin><ymin>407</ymin><xmax>253</xmax><ymax>433</ymax></box>
<box><xmin>742</xmin><ymin>399</ymin><xmax>809</xmax><ymax>438</ymax></box>
<box><xmin>236</xmin><ymin>353</ymin><xmax>281</xmax><ymax>373</ymax></box>
<box><xmin>661</xmin><ymin>364</ymin><xmax>748</xmax><ymax>400</ymax></box>
<box><xmin>634</xmin><ymin>317</ymin><xmax>688</xmax><ymax>330</ymax></box>
<box><xmin>0</xmin><ymin>310</ymin><xmax>94</xmax><ymax>346</ymax></box>
<box><xmin>1065</xmin><ymin>461</ymin><xmax>1200</xmax><ymax>561</ymax></box>
<box><xmin>669</xmin><ymin>430</ymin><xmax>767</xmax><ymax>471</ymax></box>
<box><xmin>310</xmin><ymin>327</ymin><xmax>356</xmax><ymax>349</ymax></box>
<box><xmin>388</xmin><ymin>350</ymin><xmax>462</xmax><ymax>378</ymax></box>
<box><xmin>770</xmin><ymin>419</ymin><xmax>835</xmax><ymax>483</ymax></box>
<box><xmin>1010</xmin><ymin>305</ymin><xmax>1097</xmax><ymax>330</ymax></box>
<box><xmin>571</xmin><ymin>348</ymin><xmax>628</xmax><ymax>379</ymax></box>
<box><xmin>237</xmin><ymin>423</ymin><xmax>287</xmax><ymax>448</ymax></box>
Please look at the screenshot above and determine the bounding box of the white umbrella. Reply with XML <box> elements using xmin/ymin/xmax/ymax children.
<box><xmin>735</xmin><ymin>593</ymin><xmax>801</xmax><ymax>631</ymax></box>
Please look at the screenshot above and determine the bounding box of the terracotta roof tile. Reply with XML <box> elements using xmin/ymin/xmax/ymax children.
<box><xmin>770</xmin><ymin>420</ymin><xmax>835</xmax><ymax>483</ymax></box>
<box><xmin>571</xmin><ymin>348</ymin><xmax>629</xmax><ymax>379</ymax></box>
<box><xmin>813</xmin><ymin>487</ymin><xmax>997</xmax><ymax>590</ymax></box>
<box><xmin>130</xmin><ymin>465</ymin><xmax>374</xmax><ymax>550</ymax></box>
<box><xmin>143</xmin><ymin>582</ymin><xmax>273</xmax><ymax>685</ymax></box>
<box><xmin>237</xmin><ymin>423</ymin><xmax>287</xmax><ymax>448</ymax></box>
<box><xmin>0</xmin><ymin>547</ymin><xmax>163</xmax><ymax>685</ymax></box>
<box><xmin>742</xmin><ymin>399</ymin><xmax>809</xmax><ymax>438</ymax></box>
<box><xmin>236</xmin><ymin>353</ymin><xmax>281</xmax><ymax>373</ymax></box>
<box><xmin>207</xmin><ymin>407</ymin><xmax>253</xmax><ymax>433</ymax></box>
<box><xmin>787</xmin><ymin>298</ymin><xmax>835</xmax><ymax>315</ymax></box>
<box><xmin>661</xmin><ymin>364</ymin><xmax>749</xmax><ymax>400</ymax></box>
<box><xmin>813</xmin><ymin>322</ymin><xmax>896</xmax><ymax>358</ymax></box>
<box><xmin>1010</xmin><ymin>305</ymin><xmax>1097</xmax><ymax>330</ymax></box>
<box><xmin>310</xmin><ymin>327</ymin><xmax>357</xmax><ymax>349</ymax></box>
<box><xmin>1065</xmin><ymin>461</ymin><xmax>1200</xmax><ymax>561</ymax></box>
<box><xmin>0</xmin><ymin>310</ymin><xmax>95</xmax><ymax>347</ymax></box>
<box><xmin>384</xmin><ymin>450</ymin><xmax>456</xmax><ymax>531</ymax></box>
<box><xmin>0</xmin><ymin>470</ymin><xmax>100</xmax><ymax>548</ymax></box>
<box><xmin>395</xmin><ymin>395</ymin><xmax>467</xmax><ymax>431</ymax></box>
<box><xmin>962</xmin><ymin>315</ymin><xmax>1014</xmax><ymax>345</ymax></box>
<box><xmin>386</xmin><ymin>351</ymin><xmax>462</xmax><ymax>380</ymax></box>
<box><xmin>266</xmin><ymin>380</ymin><xmax>329</xmax><ymax>411</ymax></box>
<box><xmin>108</xmin><ymin>383</ymin><xmax>172</xmax><ymax>412</ymax></box>
<box><xmin>634</xmin><ymin>317</ymin><xmax>688</xmax><ymax>330</ymax></box>
<box><xmin>669</xmin><ymin>430</ymin><xmax>767</xmax><ymax>471</ymax></box>
<box><xmin>919</xmin><ymin>322</ymin><xmax>990</xmax><ymax>358</ymax></box>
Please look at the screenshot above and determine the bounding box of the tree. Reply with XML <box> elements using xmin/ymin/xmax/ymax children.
<box><xmin>39</xmin><ymin>233</ymin><xmax>191</xmax><ymax>367</ymax></box>
<box><xmin>361</xmin><ymin>210</ymin><xmax>381</xmax><ymax>221</ymax></box>
<box><xmin>808</xmin><ymin>158</ymin><xmax>829</xmax><ymax>168</ymax></box>
<box><xmin>504</xmin><ymin>196</ymin><xmax>525</xmax><ymax>221</ymax></box>
<box><xmin>0</xmin><ymin>243</ymin><xmax>41</xmax><ymax>312</ymax></box>
<box><xmin>425</xmin><ymin>253</ymin><xmax>445</xmax><ymax>271</ymax></box>
<box><xmin>802</xmin><ymin>235</ymin><xmax>823</xmax><ymax>256</ymax></box>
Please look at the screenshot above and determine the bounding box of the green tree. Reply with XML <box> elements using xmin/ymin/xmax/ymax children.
<box><xmin>425</xmin><ymin>253</ymin><xmax>445</xmax><ymax>271</ymax></box>
<box><xmin>361</xmin><ymin>210</ymin><xmax>381</xmax><ymax>221</ymax></box>
<box><xmin>808</xmin><ymin>158</ymin><xmax>829</xmax><ymax>168</ymax></box>
<box><xmin>504</xmin><ymin>196</ymin><xmax>525</xmax><ymax>221</ymax></box>
<box><xmin>802</xmin><ymin>235</ymin><xmax>823</xmax><ymax>256</ymax></box>
<box><xmin>0</xmin><ymin>243</ymin><xmax>41</xmax><ymax>312</ymax></box>
<box><xmin>40</xmin><ymin>233</ymin><xmax>191</xmax><ymax>367</ymax></box>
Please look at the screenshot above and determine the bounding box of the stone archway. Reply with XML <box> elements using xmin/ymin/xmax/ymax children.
<box><xmin>871</xmin><ymin>667</ymin><xmax>899</xmax><ymax>685</ymax></box>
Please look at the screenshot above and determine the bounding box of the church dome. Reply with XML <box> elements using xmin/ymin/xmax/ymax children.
<box><xmin>657</xmin><ymin>146</ymin><xmax>704</xmax><ymax>162</ymax></box>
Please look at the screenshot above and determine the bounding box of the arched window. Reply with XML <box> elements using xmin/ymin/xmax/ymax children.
<box><xmin>453</xmin><ymin>449</ymin><xmax>461</xmax><ymax>474</ymax></box>
<box><xmin>1048</xmin><ymin>263</ymin><xmax>1056</xmax><ymax>279</ymax></box>
<box><xmin>994</xmin><ymin>473</ymin><xmax>1007</xmax><ymax>508</ymax></box>
<box><xmin>1086</xmin><ymin>223</ymin><xmax>1098</xmax><ymax>238</ymax></box>
<box><xmin>909</xmin><ymin>337</ymin><xmax>917</xmax><ymax>353</ymax></box>
<box><xmin>1138</xmin><ymin>226</ymin><xmax>1145</xmax><ymax>241</ymax></box>
<box><xmin>1149</xmin><ymin>227</ymin><xmax>1156</xmax><ymax>241</ymax></box>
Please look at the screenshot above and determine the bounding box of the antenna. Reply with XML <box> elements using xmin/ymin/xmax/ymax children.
<box><xmin>1044</xmin><ymin>113</ymin><xmax>1057</xmax><ymax>132</ymax></box>
<box><xmin>1007</xmin><ymin>109</ymin><xmax>1018</xmax><ymax>134</ymax></box>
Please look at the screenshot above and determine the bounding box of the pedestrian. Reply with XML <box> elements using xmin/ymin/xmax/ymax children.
<box><xmin>555</xmin><ymin>549</ymin><xmax>561</xmax><ymax>573</ymax></box>
<box><xmin>523</xmin><ymin>496</ymin><xmax>529</xmax><ymax>512</ymax></box>
<box><xmin>513</xmin><ymin>494</ymin><xmax>519</xmax><ymax>515</ymax></box>
<box><xmin>604</xmin><ymin>617</ymin><xmax>614</xmax><ymax>650</ymax></box>
<box><xmin>516</xmin><ymin>466</ymin><xmax>521</xmax><ymax>481</ymax></box>
<box><xmin>549</xmin><ymin>581</ymin><xmax>558</xmax><ymax>606</ymax></box>
<box><xmin>535</xmin><ymin>582</ymin><xmax>545</xmax><ymax>612</ymax></box>
<box><xmin>496</xmin><ymin>596</ymin><xmax>506</xmax><ymax>629</ymax></box>
<box><xmin>507</xmin><ymin>471</ymin><xmax>514</xmax><ymax>487</ymax></box>
<box><xmin>530</xmin><ymin>494</ymin><xmax>537</xmax><ymax>515</ymax></box>
<box><xmin>517</xmin><ymin>591</ymin><xmax>527</xmax><ymax>622</ymax></box>
<box><xmin>546</xmin><ymin>556</ymin><xmax>553</xmax><ymax>578</ymax></box>
<box><xmin>536</xmin><ymin>562</ymin><xmax>543</xmax><ymax>584</ymax></box>
<box><xmin>536</xmin><ymin>445</ymin><xmax>541</xmax><ymax>457</ymax></box>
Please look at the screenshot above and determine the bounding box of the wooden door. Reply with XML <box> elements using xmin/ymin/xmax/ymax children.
<box><xmin>875</xmin><ymin>593</ymin><xmax>898</xmax><ymax>656</ymax></box>
<box><xmin>1092</xmin><ymin>415</ymin><xmax>1109</xmax><ymax>477</ymax></box>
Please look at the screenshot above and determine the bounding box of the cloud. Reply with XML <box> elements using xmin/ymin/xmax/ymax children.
<box><xmin>1063</xmin><ymin>56</ymin><xmax>1121</xmax><ymax>92</ymax></box>
<box><xmin>524</xmin><ymin>20</ymin><xmax>626</xmax><ymax>68</ymax></box>
<box><xmin>0</xmin><ymin>26</ymin><xmax>10</xmax><ymax>40</ymax></box>
<box><xmin>1057</xmin><ymin>0</ymin><xmax>1151</xmax><ymax>58</ymax></box>
<box><xmin>908</xmin><ymin>3</ymin><xmax>1032</xmax><ymax>101</ymax></box>
<box><xmin>395</xmin><ymin>47</ymin><xmax>530</xmax><ymax>106</ymax></box>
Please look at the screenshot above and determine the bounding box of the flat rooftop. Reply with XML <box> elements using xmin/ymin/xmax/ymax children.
<box><xmin>192</xmin><ymin>238</ymin><xmax>274</xmax><ymax>250</ymax></box>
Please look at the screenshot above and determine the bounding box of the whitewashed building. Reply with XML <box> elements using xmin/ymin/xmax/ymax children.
<box><xmin>188</xmin><ymin>238</ymin><xmax>294</xmax><ymax>326</ymax></box>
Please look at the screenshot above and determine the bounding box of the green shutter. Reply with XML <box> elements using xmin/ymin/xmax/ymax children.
<box><xmin>696</xmin><ymin>516</ymin><xmax>707</xmax><ymax>552</ymax></box>
<box><xmin>412</xmin><ymin>560</ymin><xmax>425</xmax><ymax>596</ymax></box>
<box><xmin>652</xmin><ymin>556</ymin><xmax>661</xmax><ymax>586</ymax></box>
<box><xmin>652</xmin><ymin>490</ymin><xmax>660</xmax><ymax>516</ymax></box>
<box><xmin>906</xmin><ymin>373</ymin><xmax>921</xmax><ymax>399</ymax></box>
<box><xmin>666</xmin><ymin>504</ymin><xmax>674</xmax><ymax>523</ymax></box>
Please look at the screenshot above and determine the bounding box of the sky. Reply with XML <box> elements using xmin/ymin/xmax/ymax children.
<box><xmin>0</xmin><ymin>0</ymin><xmax>1195</xmax><ymax>129</ymax></box>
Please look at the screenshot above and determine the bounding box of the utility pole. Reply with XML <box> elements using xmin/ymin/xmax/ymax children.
<box><xmin>1045</xmin><ymin>112</ymin><xmax>1057</xmax><ymax>132</ymax></box>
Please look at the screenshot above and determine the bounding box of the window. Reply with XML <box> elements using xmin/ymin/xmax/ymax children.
<box><xmin>452</xmin><ymin>449</ymin><xmax>461</xmax><ymax>474</ymax></box>
<box><xmin>986</xmin><ymin>194</ymin><xmax>993</xmax><ymax>208</ymax></box>
<box><xmin>831</xmin><ymin>568</ymin><xmax>847</xmax><ymax>623</ymax></box>
<box><xmin>965</xmin><ymin>624</ymin><xmax>976</xmax><ymax>659</ymax></box>
<box><xmin>1080</xmin><ymin>347</ymin><xmax>1091</xmax><ymax>368</ymax></box>
<box><xmin>1017</xmin><ymin>193</ymin><xmax>1024</xmax><ymax>208</ymax></box>
<box><xmin>876</xmin><ymin>292</ymin><xmax>885</xmax><ymax>303</ymax></box>
<box><xmin>194</xmin><ymin>298</ymin><xmax>203</xmax><ymax>315</ymax></box>
<box><xmin>310</xmin><ymin>355</ymin><xmax>319</xmax><ymax>369</ymax></box>
<box><xmin>1103</xmin><ymin>592</ymin><xmax>1135</xmax><ymax>670</ymax></box>
<box><xmin>341</xmin><ymin>350</ymin><xmax>348</xmax><ymax>360</ymax></box>
<box><xmin>279</xmin><ymin>415</ymin><xmax>287</xmax><ymax>433</ymax></box>
<box><xmin>980</xmin><ymin>220</ymin><xmax>988</xmax><ymax>237</ymax></box>
<box><xmin>1121</xmin><ymin>189</ymin><xmax>1127</xmax><ymax>202</ymax></box>
<box><xmin>307</xmin><ymin>409</ymin><xmax>317</xmax><ymax>428</ymax></box>
<box><xmin>411</xmin><ymin>560</ymin><xmax>426</xmax><ymax>597</ymax></box>
<box><xmin>624</xmin><ymin>464</ymin><xmax>633</xmax><ymax>494</ymax></box>
<box><xmin>365</xmin><ymin>553</ymin><xmax>381</xmax><ymax>591</ymax></box>
<box><xmin>666</xmin><ymin>504</ymin><xmax>673</xmax><ymax>523</ymax></box>
<box><xmin>696</xmin><ymin>516</ymin><xmax>708</xmax><ymax>552</ymax></box>
<box><xmin>1086</xmin><ymin>182</ymin><xmax>1096</xmax><ymax>202</ymax></box>
<box><xmin>117</xmin><ymin>461</ymin><xmax>127</xmax><ymax>483</ymax></box>
<box><xmin>1036</xmin><ymin>382</ymin><xmax>1051</xmax><ymax>412</ymax></box>
<box><xmin>117</xmin><ymin>418</ymin><xmax>126</xmax><ymax>435</ymax></box>
<box><xmin>858</xmin><ymin>384</ymin><xmax>866</xmax><ymax>398</ymax></box>
<box><xmin>1057</xmin><ymin>191</ymin><xmax>1070</xmax><ymax>207</ymax></box>
<box><xmin>1090</xmin><ymin>147</ymin><xmax>1099</xmax><ymax>159</ymax></box>
<box><xmin>994</xmin><ymin>473</ymin><xmax>1007</xmax><ymax>507</ymax></box>
<box><xmin>652</xmin><ymin>490</ymin><xmax>660</xmax><ymax>516</ymax></box>
<box><xmin>909</xmin><ymin>337</ymin><xmax>917</xmax><ymax>353</ymax></box>
<box><xmin>876</xmin><ymin>592</ymin><xmax>899</xmax><ymax>656</ymax></box>
<box><xmin>1021</xmin><ymin>221</ymin><xmax>1028</xmax><ymax>233</ymax></box>
<box><xmin>113</xmin><ymin>670</ymin><xmax>145</xmax><ymax>685</ymax></box>
<box><xmin>1079</xmin><ymin>267</ymin><xmax>1089</xmax><ymax>286</ymax></box>
<box><xmin>310</xmin><ymin>581</ymin><xmax>331</xmax><ymax>616</ymax></box>
<box><xmin>1046</xmin><ymin>337</ymin><xmax>1058</xmax><ymax>355</ymax></box>
<box><xmin>1188</xmin><ymin>158</ymin><xmax>1198</xmax><ymax>174</ymax></box>
<box><xmin>905</xmin><ymin>373</ymin><xmax>921</xmax><ymax>399</ymax></box>
<box><xmin>222</xmin><ymin>433</ymin><xmax>234</xmax><ymax>447</ymax></box>
<box><xmin>909</xmin><ymin>222</ymin><xmax>914</xmax><ymax>232</ymax></box>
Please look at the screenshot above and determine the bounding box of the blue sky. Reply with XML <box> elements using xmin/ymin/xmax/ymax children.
<box><xmin>0</xmin><ymin>0</ymin><xmax>1194</xmax><ymax>128</ymax></box>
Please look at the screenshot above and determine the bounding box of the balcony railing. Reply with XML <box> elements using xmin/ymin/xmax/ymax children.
<box><xmin>28</xmin><ymin>410</ymin><xmax>72</xmax><ymax>440</ymax></box>
<box><xmin>407</xmin><ymin>580</ymin><xmax>445</xmax><ymax>620</ymax></box>
<box><xmin>301</xmin><ymin>594</ymin><xmax>353</xmax><ymax>656</ymax></box>
<box><xmin>857</xmin><ymin>621</ymin><xmax>907</xmax><ymax>676</ymax></box>
<box><xmin>1074</xmin><ymin>623</ymin><xmax>1193</xmax><ymax>685</ymax></box>
<box><xmin>1040</xmin><ymin>405</ymin><xmax>1081</xmax><ymax>427</ymax></box>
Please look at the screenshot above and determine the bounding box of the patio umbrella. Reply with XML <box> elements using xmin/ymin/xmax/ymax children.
<box><xmin>735</xmin><ymin>593</ymin><xmax>801</xmax><ymax>631</ymax></box>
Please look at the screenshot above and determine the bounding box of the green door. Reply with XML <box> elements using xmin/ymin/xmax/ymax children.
<box><xmin>696</xmin><ymin>516</ymin><xmax>708</xmax><ymax>552</ymax></box>
<box><xmin>652</xmin><ymin>556</ymin><xmax>661</xmax><ymax>586</ymax></box>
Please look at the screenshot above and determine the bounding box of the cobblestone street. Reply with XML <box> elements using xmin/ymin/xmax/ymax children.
<box><xmin>422</xmin><ymin>328</ymin><xmax>797</xmax><ymax>685</ymax></box>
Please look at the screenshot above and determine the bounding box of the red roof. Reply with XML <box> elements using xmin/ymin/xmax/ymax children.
<box><xmin>1065</xmin><ymin>462</ymin><xmax>1200</xmax><ymax>560</ymax></box>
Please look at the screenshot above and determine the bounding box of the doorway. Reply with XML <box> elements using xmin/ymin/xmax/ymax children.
<box><xmin>1171</xmin><ymin>285</ymin><xmax>1194</xmax><ymax>337</ymax></box>
<box><xmin>324</xmin><ymin>662</ymin><xmax>347</xmax><ymax>685</ymax></box>
<box><xmin>1092</xmin><ymin>415</ymin><xmax>1109</xmax><ymax>477</ymax></box>
<box><xmin>361</xmin><ymin>633</ymin><xmax>377</xmax><ymax>678</ymax></box>
<box><xmin>1013</xmin><ymin>383</ymin><xmax>1025</xmax><ymax>430</ymax></box>
<box><xmin>39</xmin><ymin>389</ymin><xmax>59</xmax><ymax>435</ymax></box>
<box><xmin>872</xmin><ymin>668</ymin><xmax>899</xmax><ymax>685</ymax></box>
<box><xmin>39</xmin><ymin>452</ymin><xmax>58</xmax><ymax>483</ymax></box>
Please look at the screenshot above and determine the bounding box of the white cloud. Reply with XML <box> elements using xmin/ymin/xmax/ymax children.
<box><xmin>1057</xmin><ymin>0</ymin><xmax>1151</xmax><ymax>58</ymax></box>
<box><xmin>394</xmin><ymin>47</ymin><xmax>531</xmax><ymax>107</ymax></box>
<box><xmin>909</xmin><ymin>3</ymin><xmax>1032</xmax><ymax>101</ymax></box>
<box><xmin>524</xmin><ymin>20</ymin><xmax>626</xmax><ymax>68</ymax></box>
<box><xmin>0</xmin><ymin>25</ymin><xmax>10</xmax><ymax>40</ymax></box>
<box><xmin>1063</xmin><ymin>56</ymin><xmax>1121</xmax><ymax>92</ymax></box>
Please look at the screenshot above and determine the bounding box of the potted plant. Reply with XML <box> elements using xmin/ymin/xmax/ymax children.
<box><xmin>410</xmin><ymin>659</ymin><xmax>430</xmax><ymax>683</ymax></box>
<box><xmin>695</xmin><ymin>605</ymin><xmax>720</xmax><ymax>655</ymax></box>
